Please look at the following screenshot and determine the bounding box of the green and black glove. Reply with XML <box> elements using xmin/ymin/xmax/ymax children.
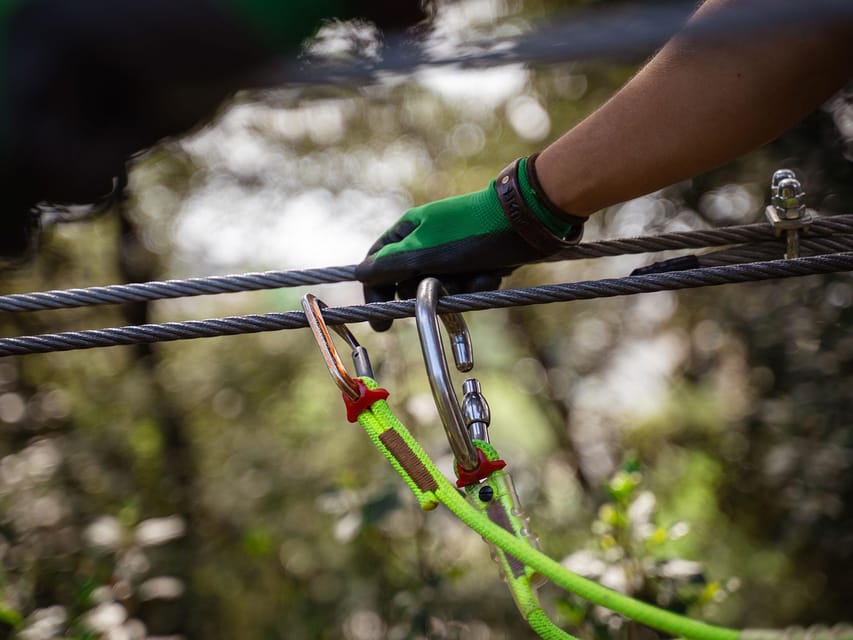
<box><xmin>356</xmin><ymin>154</ymin><xmax>586</xmax><ymax>330</ymax></box>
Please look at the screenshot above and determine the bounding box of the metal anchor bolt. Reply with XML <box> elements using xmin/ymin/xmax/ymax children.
<box><xmin>764</xmin><ymin>168</ymin><xmax>813</xmax><ymax>259</ymax></box>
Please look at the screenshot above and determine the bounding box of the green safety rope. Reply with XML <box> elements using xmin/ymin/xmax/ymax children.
<box><xmin>351</xmin><ymin>375</ymin><xmax>741</xmax><ymax>640</ymax></box>
<box><xmin>300</xmin><ymin>280</ymin><xmax>851</xmax><ymax>640</ymax></box>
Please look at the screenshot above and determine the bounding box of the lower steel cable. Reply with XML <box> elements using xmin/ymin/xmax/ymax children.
<box><xmin>1</xmin><ymin>252</ymin><xmax>852</xmax><ymax>357</ymax></box>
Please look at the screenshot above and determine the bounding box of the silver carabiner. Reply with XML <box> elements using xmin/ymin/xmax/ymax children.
<box><xmin>301</xmin><ymin>293</ymin><xmax>375</xmax><ymax>400</ymax></box>
<box><xmin>415</xmin><ymin>278</ymin><xmax>482</xmax><ymax>472</ymax></box>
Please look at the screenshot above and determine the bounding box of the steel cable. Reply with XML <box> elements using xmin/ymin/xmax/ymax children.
<box><xmin>2</xmin><ymin>252</ymin><xmax>852</xmax><ymax>357</ymax></box>
<box><xmin>0</xmin><ymin>265</ymin><xmax>358</xmax><ymax>312</ymax></box>
<box><xmin>698</xmin><ymin>236</ymin><xmax>853</xmax><ymax>267</ymax></box>
<box><xmin>3</xmin><ymin>216</ymin><xmax>852</xmax><ymax>314</ymax></box>
<box><xmin>289</xmin><ymin>0</ymin><xmax>853</xmax><ymax>85</ymax></box>
<box><xmin>633</xmin><ymin>235</ymin><xmax>853</xmax><ymax>268</ymax></box>
<box><xmin>549</xmin><ymin>217</ymin><xmax>853</xmax><ymax>261</ymax></box>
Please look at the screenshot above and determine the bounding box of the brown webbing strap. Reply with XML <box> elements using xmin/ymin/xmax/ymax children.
<box><xmin>379</xmin><ymin>430</ymin><xmax>439</xmax><ymax>493</ymax></box>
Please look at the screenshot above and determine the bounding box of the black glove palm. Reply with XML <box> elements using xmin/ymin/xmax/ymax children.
<box><xmin>356</xmin><ymin>156</ymin><xmax>585</xmax><ymax>330</ymax></box>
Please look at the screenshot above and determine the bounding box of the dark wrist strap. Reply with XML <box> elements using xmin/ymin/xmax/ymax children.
<box><xmin>527</xmin><ymin>153</ymin><xmax>589</xmax><ymax>227</ymax></box>
<box><xmin>495</xmin><ymin>158</ymin><xmax>584</xmax><ymax>255</ymax></box>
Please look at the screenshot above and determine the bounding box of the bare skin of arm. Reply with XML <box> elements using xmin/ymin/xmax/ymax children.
<box><xmin>536</xmin><ymin>0</ymin><xmax>853</xmax><ymax>216</ymax></box>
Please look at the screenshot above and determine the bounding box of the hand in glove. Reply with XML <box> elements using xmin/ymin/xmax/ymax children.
<box><xmin>355</xmin><ymin>154</ymin><xmax>585</xmax><ymax>330</ymax></box>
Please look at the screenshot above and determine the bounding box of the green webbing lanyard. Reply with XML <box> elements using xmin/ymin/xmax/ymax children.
<box><xmin>300</xmin><ymin>290</ymin><xmax>850</xmax><ymax>640</ymax></box>
<box><xmin>351</xmin><ymin>375</ymin><xmax>736</xmax><ymax>640</ymax></box>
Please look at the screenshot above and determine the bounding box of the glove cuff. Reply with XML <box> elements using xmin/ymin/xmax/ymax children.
<box><xmin>526</xmin><ymin>153</ymin><xmax>590</xmax><ymax>227</ymax></box>
<box><xmin>494</xmin><ymin>158</ymin><xmax>584</xmax><ymax>255</ymax></box>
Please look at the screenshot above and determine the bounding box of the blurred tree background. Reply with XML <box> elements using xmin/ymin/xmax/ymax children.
<box><xmin>1</xmin><ymin>0</ymin><xmax>852</xmax><ymax>638</ymax></box>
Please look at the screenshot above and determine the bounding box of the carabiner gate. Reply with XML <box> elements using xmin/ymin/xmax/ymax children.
<box><xmin>301</xmin><ymin>294</ymin><xmax>374</xmax><ymax>401</ymax></box>
<box><xmin>415</xmin><ymin>278</ymin><xmax>482</xmax><ymax>472</ymax></box>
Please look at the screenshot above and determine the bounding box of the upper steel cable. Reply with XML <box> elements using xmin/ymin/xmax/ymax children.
<box><xmin>1</xmin><ymin>253</ymin><xmax>852</xmax><ymax>357</ymax></box>
<box><xmin>3</xmin><ymin>216</ymin><xmax>853</xmax><ymax>314</ymax></box>
<box><xmin>0</xmin><ymin>266</ymin><xmax>357</xmax><ymax>313</ymax></box>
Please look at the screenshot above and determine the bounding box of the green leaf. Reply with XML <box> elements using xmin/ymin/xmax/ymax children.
<box><xmin>0</xmin><ymin>605</ymin><xmax>23</xmax><ymax>629</ymax></box>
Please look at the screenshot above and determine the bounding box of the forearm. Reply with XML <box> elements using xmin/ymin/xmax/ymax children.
<box><xmin>537</xmin><ymin>0</ymin><xmax>853</xmax><ymax>216</ymax></box>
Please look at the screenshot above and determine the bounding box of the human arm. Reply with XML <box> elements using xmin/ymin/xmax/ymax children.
<box><xmin>356</xmin><ymin>0</ymin><xmax>853</xmax><ymax>327</ymax></box>
<box><xmin>536</xmin><ymin>0</ymin><xmax>853</xmax><ymax>215</ymax></box>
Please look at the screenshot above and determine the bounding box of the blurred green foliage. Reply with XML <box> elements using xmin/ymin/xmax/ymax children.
<box><xmin>1</xmin><ymin>0</ymin><xmax>852</xmax><ymax>638</ymax></box>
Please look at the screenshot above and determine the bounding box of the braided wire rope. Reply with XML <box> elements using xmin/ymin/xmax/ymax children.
<box><xmin>549</xmin><ymin>217</ymin><xmax>853</xmax><ymax>261</ymax></box>
<box><xmin>2</xmin><ymin>252</ymin><xmax>852</xmax><ymax>357</ymax></box>
<box><xmin>288</xmin><ymin>0</ymin><xmax>853</xmax><ymax>85</ymax></box>
<box><xmin>3</xmin><ymin>216</ymin><xmax>853</xmax><ymax>314</ymax></box>
<box><xmin>0</xmin><ymin>265</ymin><xmax>357</xmax><ymax>313</ymax></box>
<box><xmin>698</xmin><ymin>236</ymin><xmax>853</xmax><ymax>267</ymax></box>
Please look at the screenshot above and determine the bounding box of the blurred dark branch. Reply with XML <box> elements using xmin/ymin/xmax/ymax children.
<box><xmin>284</xmin><ymin>0</ymin><xmax>853</xmax><ymax>85</ymax></box>
<box><xmin>116</xmin><ymin>202</ymin><xmax>199</xmax><ymax>637</ymax></box>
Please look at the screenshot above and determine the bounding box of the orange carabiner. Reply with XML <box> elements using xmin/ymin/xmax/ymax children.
<box><xmin>301</xmin><ymin>294</ymin><xmax>374</xmax><ymax>401</ymax></box>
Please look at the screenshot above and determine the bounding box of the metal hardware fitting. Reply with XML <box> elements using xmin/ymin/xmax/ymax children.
<box><xmin>461</xmin><ymin>378</ymin><xmax>491</xmax><ymax>443</ymax></box>
<box><xmin>765</xmin><ymin>168</ymin><xmax>813</xmax><ymax>259</ymax></box>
